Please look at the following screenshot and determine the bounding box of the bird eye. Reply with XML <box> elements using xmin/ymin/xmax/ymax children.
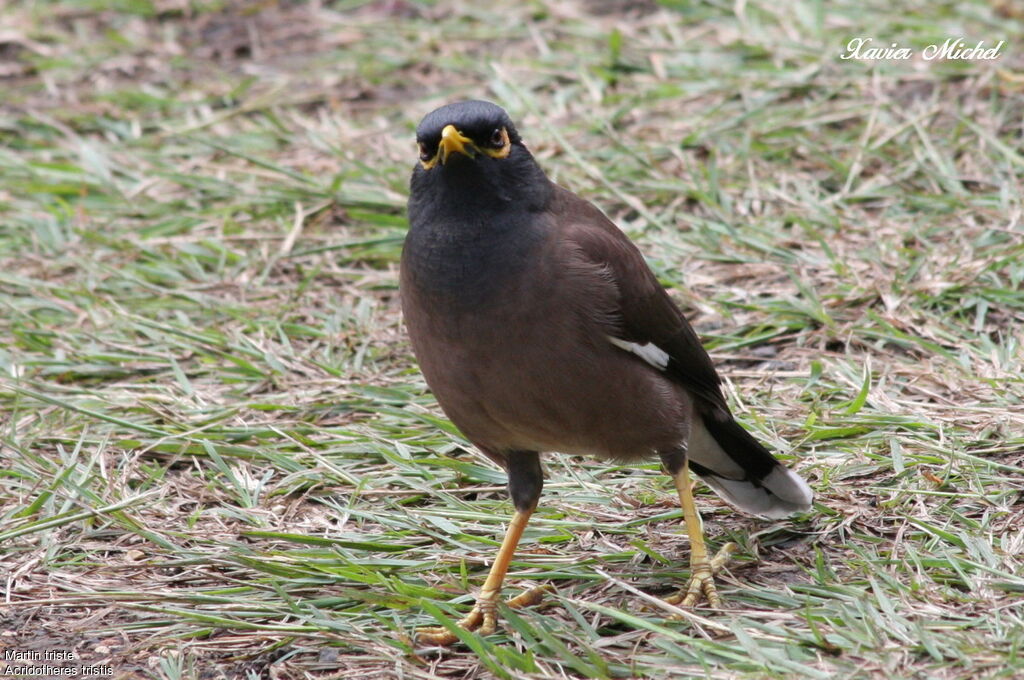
<box><xmin>418</xmin><ymin>142</ymin><xmax>431</xmax><ymax>161</ymax></box>
<box><xmin>489</xmin><ymin>128</ymin><xmax>506</xmax><ymax>149</ymax></box>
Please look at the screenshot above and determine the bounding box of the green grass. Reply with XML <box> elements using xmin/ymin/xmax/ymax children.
<box><xmin>1</xmin><ymin>1</ymin><xmax>1023</xmax><ymax>678</ymax></box>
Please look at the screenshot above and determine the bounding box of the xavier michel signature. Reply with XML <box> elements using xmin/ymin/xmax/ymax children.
<box><xmin>840</xmin><ymin>37</ymin><xmax>1005</xmax><ymax>61</ymax></box>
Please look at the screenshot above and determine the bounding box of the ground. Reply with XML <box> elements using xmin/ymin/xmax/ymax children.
<box><xmin>1</xmin><ymin>1</ymin><xmax>1023</xmax><ymax>679</ymax></box>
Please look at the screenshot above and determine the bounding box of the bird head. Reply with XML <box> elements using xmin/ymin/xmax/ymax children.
<box><xmin>415</xmin><ymin>100</ymin><xmax>520</xmax><ymax>169</ymax></box>
<box><xmin>410</xmin><ymin>100</ymin><xmax>549</xmax><ymax>211</ymax></box>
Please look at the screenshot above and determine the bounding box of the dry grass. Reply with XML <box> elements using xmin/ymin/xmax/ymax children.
<box><xmin>1</xmin><ymin>1</ymin><xmax>1023</xmax><ymax>678</ymax></box>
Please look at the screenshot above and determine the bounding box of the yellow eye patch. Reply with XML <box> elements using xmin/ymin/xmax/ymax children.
<box><xmin>419</xmin><ymin>126</ymin><xmax>511</xmax><ymax>169</ymax></box>
<box><xmin>482</xmin><ymin>127</ymin><xmax>511</xmax><ymax>159</ymax></box>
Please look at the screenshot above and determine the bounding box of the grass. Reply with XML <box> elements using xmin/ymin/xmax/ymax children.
<box><xmin>1</xmin><ymin>0</ymin><xmax>1022</xmax><ymax>678</ymax></box>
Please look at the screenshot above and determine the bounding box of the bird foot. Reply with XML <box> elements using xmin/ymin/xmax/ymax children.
<box><xmin>664</xmin><ymin>542</ymin><xmax>737</xmax><ymax>610</ymax></box>
<box><xmin>416</xmin><ymin>585</ymin><xmax>550</xmax><ymax>646</ymax></box>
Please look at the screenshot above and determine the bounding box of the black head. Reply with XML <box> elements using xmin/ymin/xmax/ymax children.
<box><xmin>415</xmin><ymin>100</ymin><xmax>521</xmax><ymax>169</ymax></box>
<box><xmin>409</xmin><ymin>100</ymin><xmax>551</xmax><ymax>214</ymax></box>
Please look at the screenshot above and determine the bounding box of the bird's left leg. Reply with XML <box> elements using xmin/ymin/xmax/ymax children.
<box><xmin>659</xmin><ymin>447</ymin><xmax>736</xmax><ymax>608</ymax></box>
<box><xmin>417</xmin><ymin>451</ymin><xmax>547</xmax><ymax>645</ymax></box>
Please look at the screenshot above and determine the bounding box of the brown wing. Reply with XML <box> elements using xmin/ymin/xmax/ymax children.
<box><xmin>549</xmin><ymin>186</ymin><xmax>813</xmax><ymax>517</ymax></box>
<box><xmin>549</xmin><ymin>185</ymin><xmax>728</xmax><ymax>413</ymax></box>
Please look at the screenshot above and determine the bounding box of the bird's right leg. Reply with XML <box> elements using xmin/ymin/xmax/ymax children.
<box><xmin>416</xmin><ymin>450</ymin><xmax>548</xmax><ymax>645</ymax></box>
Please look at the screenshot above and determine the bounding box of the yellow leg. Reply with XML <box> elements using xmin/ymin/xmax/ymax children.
<box><xmin>664</xmin><ymin>458</ymin><xmax>736</xmax><ymax>608</ymax></box>
<box><xmin>417</xmin><ymin>508</ymin><xmax>547</xmax><ymax>645</ymax></box>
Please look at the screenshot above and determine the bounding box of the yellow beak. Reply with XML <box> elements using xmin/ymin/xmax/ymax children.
<box><xmin>438</xmin><ymin>124</ymin><xmax>475</xmax><ymax>164</ymax></box>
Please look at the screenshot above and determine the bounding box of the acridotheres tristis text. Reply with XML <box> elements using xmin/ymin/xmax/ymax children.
<box><xmin>401</xmin><ymin>100</ymin><xmax>813</xmax><ymax>645</ymax></box>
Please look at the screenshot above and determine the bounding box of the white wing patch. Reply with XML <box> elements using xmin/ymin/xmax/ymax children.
<box><xmin>607</xmin><ymin>336</ymin><xmax>670</xmax><ymax>371</ymax></box>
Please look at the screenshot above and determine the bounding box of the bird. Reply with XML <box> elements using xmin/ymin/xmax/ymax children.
<box><xmin>400</xmin><ymin>100</ymin><xmax>813</xmax><ymax>646</ymax></box>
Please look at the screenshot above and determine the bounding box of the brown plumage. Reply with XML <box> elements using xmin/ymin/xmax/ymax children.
<box><xmin>401</xmin><ymin>100</ymin><xmax>812</xmax><ymax>645</ymax></box>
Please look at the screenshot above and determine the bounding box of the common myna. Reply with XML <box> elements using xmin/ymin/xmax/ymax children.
<box><xmin>401</xmin><ymin>100</ymin><xmax>813</xmax><ymax>645</ymax></box>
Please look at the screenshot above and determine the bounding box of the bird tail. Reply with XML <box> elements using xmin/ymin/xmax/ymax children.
<box><xmin>686</xmin><ymin>411</ymin><xmax>813</xmax><ymax>519</ymax></box>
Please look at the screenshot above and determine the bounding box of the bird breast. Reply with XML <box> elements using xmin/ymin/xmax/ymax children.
<box><xmin>400</xmin><ymin>223</ymin><xmax>689</xmax><ymax>459</ymax></box>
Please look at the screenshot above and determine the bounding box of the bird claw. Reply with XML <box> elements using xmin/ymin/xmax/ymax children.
<box><xmin>664</xmin><ymin>542</ymin><xmax>736</xmax><ymax>611</ymax></box>
<box><xmin>415</xmin><ymin>602</ymin><xmax>492</xmax><ymax>646</ymax></box>
<box><xmin>415</xmin><ymin>585</ymin><xmax>551</xmax><ymax>646</ymax></box>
